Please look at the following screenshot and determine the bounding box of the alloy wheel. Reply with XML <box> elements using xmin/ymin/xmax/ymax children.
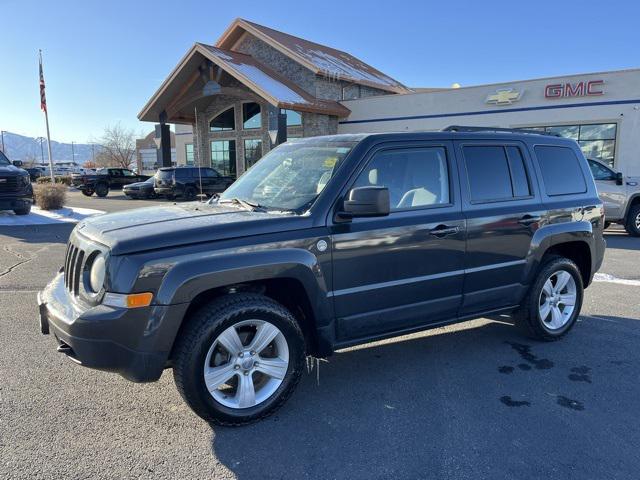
<box><xmin>538</xmin><ymin>270</ymin><xmax>577</xmax><ymax>330</ymax></box>
<box><xmin>203</xmin><ymin>319</ymin><xmax>289</xmax><ymax>409</ymax></box>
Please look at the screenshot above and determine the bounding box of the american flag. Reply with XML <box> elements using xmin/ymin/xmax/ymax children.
<box><xmin>39</xmin><ymin>53</ymin><xmax>47</xmax><ymax>113</ymax></box>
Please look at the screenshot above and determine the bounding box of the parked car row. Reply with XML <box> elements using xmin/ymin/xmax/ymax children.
<box><xmin>72</xmin><ymin>166</ymin><xmax>235</xmax><ymax>200</ymax></box>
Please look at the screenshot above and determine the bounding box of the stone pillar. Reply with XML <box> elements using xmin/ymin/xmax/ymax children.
<box><xmin>155</xmin><ymin>118</ymin><xmax>172</xmax><ymax>168</ymax></box>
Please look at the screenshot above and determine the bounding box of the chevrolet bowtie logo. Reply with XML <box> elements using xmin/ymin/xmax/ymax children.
<box><xmin>485</xmin><ymin>88</ymin><xmax>523</xmax><ymax>105</ymax></box>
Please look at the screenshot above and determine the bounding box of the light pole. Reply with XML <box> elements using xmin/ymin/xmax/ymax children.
<box><xmin>71</xmin><ymin>141</ymin><xmax>75</xmax><ymax>165</ymax></box>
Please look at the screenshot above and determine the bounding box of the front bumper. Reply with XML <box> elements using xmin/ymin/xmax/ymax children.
<box><xmin>0</xmin><ymin>194</ymin><xmax>33</xmax><ymax>211</ymax></box>
<box><xmin>154</xmin><ymin>187</ymin><xmax>177</xmax><ymax>196</ymax></box>
<box><xmin>38</xmin><ymin>272</ymin><xmax>188</xmax><ymax>382</ymax></box>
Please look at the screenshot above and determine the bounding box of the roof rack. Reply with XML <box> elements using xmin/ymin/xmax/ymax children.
<box><xmin>442</xmin><ymin>125</ymin><xmax>560</xmax><ymax>137</ymax></box>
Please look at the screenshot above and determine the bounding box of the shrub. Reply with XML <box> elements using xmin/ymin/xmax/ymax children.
<box><xmin>34</xmin><ymin>183</ymin><xmax>67</xmax><ymax>210</ymax></box>
<box><xmin>36</xmin><ymin>175</ymin><xmax>72</xmax><ymax>186</ymax></box>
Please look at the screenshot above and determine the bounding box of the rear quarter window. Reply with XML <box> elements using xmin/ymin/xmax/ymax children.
<box><xmin>535</xmin><ymin>145</ymin><xmax>587</xmax><ymax>196</ymax></box>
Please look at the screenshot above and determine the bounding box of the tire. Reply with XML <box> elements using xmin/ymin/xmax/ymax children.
<box><xmin>13</xmin><ymin>204</ymin><xmax>31</xmax><ymax>215</ymax></box>
<box><xmin>183</xmin><ymin>185</ymin><xmax>197</xmax><ymax>201</ymax></box>
<box><xmin>166</xmin><ymin>193</ymin><xmax>176</xmax><ymax>201</ymax></box>
<box><xmin>95</xmin><ymin>183</ymin><xmax>109</xmax><ymax>197</ymax></box>
<box><xmin>172</xmin><ymin>293</ymin><xmax>305</xmax><ymax>426</ymax></box>
<box><xmin>81</xmin><ymin>189</ymin><xmax>94</xmax><ymax>197</ymax></box>
<box><xmin>624</xmin><ymin>204</ymin><xmax>640</xmax><ymax>237</ymax></box>
<box><xmin>514</xmin><ymin>256</ymin><xmax>583</xmax><ymax>341</ymax></box>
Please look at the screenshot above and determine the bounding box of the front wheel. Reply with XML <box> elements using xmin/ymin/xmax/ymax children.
<box><xmin>95</xmin><ymin>183</ymin><xmax>109</xmax><ymax>197</ymax></box>
<box><xmin>172</xmin><ymin>293</ymin><xmax>305</xmax><ymax>426</ymax></box>
<box><xmin>13</xmin><ymin>204</ymin><xmax>31</xmax><ymax>215</ymax></box>
<box><xmin>624</xmin><ymin>204</ymin><xmax>640</xmax><ymax>237</ymax></box>
<box><xmin>81</xmin><ymin>189</ymin><xmax>94</xmax><ymax>197</ymax></box>
<box><xmin>514</xmin><ymin>256</ymin><xmax>583</xmax><ymax>341</ymax></box>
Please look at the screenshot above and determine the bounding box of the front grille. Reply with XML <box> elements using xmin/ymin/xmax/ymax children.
<box><xmin>63</xmin><ymin>241</ymin><xmax>85</xmax><ymax>296</ymax></box>
<box><xmin>0</xmin><ymin>177</ymin><xmax>20</xmax><ymax>193</ymax></box>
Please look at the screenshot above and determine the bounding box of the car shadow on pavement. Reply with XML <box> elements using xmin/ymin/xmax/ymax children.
<box><xmin>209</xmin><ymin>316</ymin><xmax>640</xmax><ymax>479</ymax></box>
<box><xmin>604</xmin><ymin>231</ymin><xmax>640</xmax><ymax>251</ymax></box>
<box><xmin>0</xmin><ymin>223</ymin><xmax>74</xmax><ymax>244</ymax></box>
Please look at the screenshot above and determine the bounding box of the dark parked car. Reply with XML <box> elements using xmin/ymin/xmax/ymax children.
<box><xmin>123</xmin><ymin>176</ymin><xmax>157</xmax><ymax>200</ymax></box>
<box><xmin>0</xmin><ymin>153</ymin><xmax>33</xmax><ymax>215</ymax></box>
<box><xmin>72</xmin><ymin>168</ymin><xmax>149</xmax><ymax>197</ymax></box>
<box><xmin>154</xmin><ymin>166</ymin><xmax>234</xmax><ymax>200</ymax></box>
<box><xmin>39</xmin><ymin>128</ymin><xmax>605</xmax><ymax>426</ymax></box>
<box><xmin>25</xmin><ymin>167</ymin><xmax>44</xmax><ymax>182</ymax></box>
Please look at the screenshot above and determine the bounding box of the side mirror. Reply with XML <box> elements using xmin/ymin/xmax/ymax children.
<box><xmin>615</xmin><ymin>172</ymin><xmax>624</xmax><ymax>186</ymax></box>
<box><xmin>339</xmin><ymin>186</ymin><xmax>390</xmax><ymax>219</ymax></box>
<box><xmin>12</xmin><ymin>160</ymin><xmax>23</xmax><ymax>167</ymax></box>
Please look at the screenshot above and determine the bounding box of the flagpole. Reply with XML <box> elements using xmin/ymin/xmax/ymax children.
<box><xmin>40</xmin><ymin>50</ymin><xmax>55</xmax><ymax>182</ymax></box>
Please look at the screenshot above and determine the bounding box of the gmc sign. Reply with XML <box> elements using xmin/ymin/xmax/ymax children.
<box><xmin>545</xmin><ymin>80</ymin><xmax>604</xmax><ymax>98</ymax></box>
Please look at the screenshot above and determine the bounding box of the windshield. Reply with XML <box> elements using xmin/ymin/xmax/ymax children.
<box><xmin>219</xmin><ymin>140</ymin><xmax>355</xmax><ymax>211</ymax></box>
<box><xmin>0</xmin><ymin>150</ymin><xmax>10</xmax><ymax>166</ymax></box>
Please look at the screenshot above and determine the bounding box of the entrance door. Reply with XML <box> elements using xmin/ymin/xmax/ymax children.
<box><xmin>330</xmin><ymin>141</ymin><xmax>465</xmax><ymax>343</ymax></box>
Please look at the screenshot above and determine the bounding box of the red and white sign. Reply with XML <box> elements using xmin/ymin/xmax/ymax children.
<box><xmin>544</xmin><ymin>80</ymin><xmax>604</xmax><ymax>99</ymax></box>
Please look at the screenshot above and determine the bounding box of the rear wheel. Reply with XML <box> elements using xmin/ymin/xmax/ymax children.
<box><xmin>173</xmin><ymin>293</ymin><xmax>305</xmax><ymax>426</ymax></box>
<box><xmin>514</xmin><ymin>256</ymin><xmax>583</xmax><ymax>341</ymax></box>
<box><xmin>183</xmin><ymin>185</ymin><xmax>197</xmax><ymax>201</ymax></box>
<box><xmin>624</xmin><ymin>204</ymin><xmax>640</xmax><ymax>237</ymax></box>
<box><xmin>81</xmin><ymin>189</ymin><xmax>94</xmax><ymax>197</ymax></box>
<box><xmin>95</xmin><ymin>183</ymin><xmax>109</xmax><ymax>197</ymax></box>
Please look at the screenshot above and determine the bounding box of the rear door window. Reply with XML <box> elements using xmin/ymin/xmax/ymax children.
<box><xmin>535</xmin><ymin>146</ymin><xmax>587</xmax><ymax>196</ymax></box>
<box><xmin>462</xmin><ymin>145</ymin><xmax>531</xmax><ymax>202</ymax></box>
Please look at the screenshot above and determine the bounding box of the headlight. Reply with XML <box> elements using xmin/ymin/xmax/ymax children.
<box><xmin>89</xmin><ymin>253</ymin><xmax>106</xmax><ymax>293</ymax></box>
<box><xmin>21</xmin><ymin>175</ymin><xmax>30</xmax><ymax>185</ymax></box>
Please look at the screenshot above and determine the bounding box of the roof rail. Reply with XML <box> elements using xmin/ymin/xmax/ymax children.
<box><xmin>442</xmin><ymin>125</ymin><xmax>560</xmax><ymax>137</ymax></box>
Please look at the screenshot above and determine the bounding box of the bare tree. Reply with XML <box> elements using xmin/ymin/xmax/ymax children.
<box><xmin>98</xmin><ymin>123</ymin><xmax>136</xmax><ymax>169</ymax></box>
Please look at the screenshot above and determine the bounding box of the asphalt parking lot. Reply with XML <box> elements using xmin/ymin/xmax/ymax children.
<box><xmin>1</xmin><ymin>192</ymin><xmax>639</xmax><ymax>479</ymax></box>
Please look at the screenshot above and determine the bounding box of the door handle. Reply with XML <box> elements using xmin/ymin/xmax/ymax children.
<box><xmin>518</xmin><ymin>215</ymin><xmax>541</xmax><ymax>226</ymax></box>
<box><xmin>429</xmin><ymin>224</ymin><xmax>460</xmax><ymax>237</ymax></box>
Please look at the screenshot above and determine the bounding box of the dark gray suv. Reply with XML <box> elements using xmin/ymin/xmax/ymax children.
<box><xmin>38</xmin><ymin>128</ymin><xmax>605</xmax><ymax>425</ymax></box>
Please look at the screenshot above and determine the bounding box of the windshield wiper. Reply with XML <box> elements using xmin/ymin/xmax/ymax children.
<box><xmin>218</xmin><ymin>197</ymin><xmax>266</xmax><ymax>212</ymax></box>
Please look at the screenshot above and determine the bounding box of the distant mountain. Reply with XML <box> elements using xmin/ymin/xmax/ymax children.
<box><xmin>0</xmin><ymin>131</ymin><xmax>98</xmax><ymax>165</ymax></box>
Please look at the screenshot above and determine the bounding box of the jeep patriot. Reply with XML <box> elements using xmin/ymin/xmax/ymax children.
<box><xmin>38</xmin><ymin>128</ymin><xmax>606</xmax><ymax>425</ymax></box>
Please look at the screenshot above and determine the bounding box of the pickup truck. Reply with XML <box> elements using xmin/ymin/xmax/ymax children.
<box><xmin>72</xmin><ymin>168</ymin><xmax>149</xmax><ymax>197</ymax></box>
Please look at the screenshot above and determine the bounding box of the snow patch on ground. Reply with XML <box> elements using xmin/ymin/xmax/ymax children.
<box><xmin>0</xmin><ymin>206</ymin><xmax>104</xmax><ymax>226</ymax></box>
<box><xmin>593</xmin><ymin>272</ymin><xmax>640</xmax><ymax>287</ymax></box>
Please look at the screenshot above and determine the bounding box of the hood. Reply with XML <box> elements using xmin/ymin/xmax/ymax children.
<box><xmin>123</xmin><ymin>181</ymin><xmax>147</xmax><ymax>189</ymax></box>
<box><xmin>0</xmin><ymin>164</ymin><xmax>29</xmax><ymax>177</ymax></box>
<box><xmin>76</xmin><ymin>202</ymin><xmax>311</xmax><ymax>255</ymax></box>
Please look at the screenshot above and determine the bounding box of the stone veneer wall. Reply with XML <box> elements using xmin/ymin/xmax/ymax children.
<box><xmin>191</xmin><ymin>32</ymin><xmax>392</xmax><ymax>174</ymax></box>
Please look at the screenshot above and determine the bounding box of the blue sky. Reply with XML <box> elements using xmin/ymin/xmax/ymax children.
<box><xmin>1</xmin><ymin>0</ymin><xmax>638</xmax><ymax>143</ymax></box>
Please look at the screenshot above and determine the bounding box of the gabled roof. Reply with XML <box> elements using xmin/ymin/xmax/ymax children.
<box><xmin>138</xmin><ymin>43</ymin><xmax>350</xmax><ymax>122</ymax></box>
<box><xmin>217</xmin><ymin>18</ymin><xmax>411</xmax><ymax>94</ymax></box>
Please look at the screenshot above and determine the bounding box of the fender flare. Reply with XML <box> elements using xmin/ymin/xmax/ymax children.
<box><xmin>523</xmin><ymin>220</ymin><xmax>595</xmax><ymax>285</ymax></box>
<box><xmin>156</xmin><ymin>247</ymin><xmax>332</xmax><ymax>327</ymax></box>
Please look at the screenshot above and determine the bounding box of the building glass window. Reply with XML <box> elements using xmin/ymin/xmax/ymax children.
<box><xmin>284</xmin><ymin>110</ymin><xmax>302</xmax><ymax>127</ymax></box>
<box><xmin>244</xmin><ymin>139</ymin><xmax>263</xmax><ymax>170</ymax></box>
<box><xmin>243</xmin><ymin>103</ymin><xmax>262</xmax><ymax>129</ymax></box>
<box><xmin>210</xmin><ymin>107</ymin><xmax>235</xmax><ymax>132</ymax></box>
<box><xmin>210</xmin><ymin>140</ymin><xmax>236</xmax><ymax>177</ymax></box>
<box><xmin>185</xmin><ymin>143</ymin><xmax>194</xmax><ymax>165</ymax></box>
<box><xmin>525</xmin><ymin>123</ymin><xmax>617</xmax><ymax>167</ymax></box>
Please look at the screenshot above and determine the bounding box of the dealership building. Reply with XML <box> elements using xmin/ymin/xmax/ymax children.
<box><xmin>140</xmin><ymin>18</ymin><xmax>640</xmax><ymax>177</ymax></box>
